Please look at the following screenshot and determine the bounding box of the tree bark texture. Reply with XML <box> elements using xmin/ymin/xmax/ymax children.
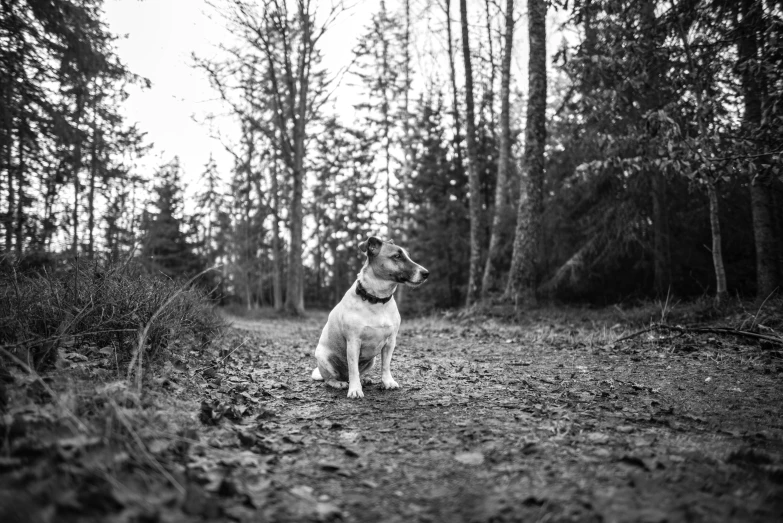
<box><xmin>460</xmin><ymin>0</ymin><xmax>483</xmax><ymax>306</ymax></box>
<box><xmin>707</xmin><ymin>183</ymin><xmax>728</xmax><ymax>304</ymax></box>
<box><xmin>738</xmin><ymin>0</ymin><xmax>781</xmax><ymax>300</ymax></box>
<box><xmin>505</xmin><ymin>0</ymin><xmax>546</xmax><ymax>307</ymax></box>
<box><xmin>254</xmin><ymin>0</ymin><xmax>314</xmax><ymax>315</ymax></box>
<box><xmin>283</xmin><ymin>0</ymin><xmax>310</xmax><ymax>316</ymax></box>
<box><xmin>482</xmin><ymin>0</ymin><xmax>514</xmax><ymax>297</ymax></box>
<box><xmin>676</xmin><ymin>20</ymin><xmax>728</xmax><ymax>305</ymax></box>
<box><xmin>396</xmin><ymin>0</ymin><xmax>413</xmax><ymax>308</ymax></box>
<box><xmin>651</xmin><ymin>169</ymin><xmax>672</xmax><ymax>297</ymax></box>
<box><xmin>483</xmin><ymin>0</ymin><xmax>497</xmax><ymax>137</ymax></box>
<box><xmin>380</xmin><ymin>0</ymin><xmax>392</xmax><ymax>237</ymax></box>
<box><xmin>639</xmin><ymin>0</ymin><xmax>672</xmax><ymax>298</ymax></box>
<box><xmin>71</xmin><ymin>93</ymin><xmax>85</xmax><ymax>255</ymax></box>
<box><xmin>271</xmin><ymin>159</ymin><xmax>283</xmax><ymax>311</ymax></box>
<box><xmin>445</xmin><ymin>0</ymin><xmax>463</xmax><ymax>167</ymax></box>
<box><xmin>14</xmin><ymin>111</ymin><xmax>25</xmax><ymax>256</ymax></box>
<box><xmin>87</xmin><ymin>117</ymin><xmax>98</xmax><ymax>259</ymax></box>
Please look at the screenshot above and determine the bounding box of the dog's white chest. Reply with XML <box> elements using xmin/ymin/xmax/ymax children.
<box><xmin>358</xmin><ymin>321</ymin><xmax>395</xmax><ymax>356</ymax></box>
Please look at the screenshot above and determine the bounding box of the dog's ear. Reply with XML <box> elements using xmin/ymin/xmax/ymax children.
<box><xmin>359</xmin><ymin>236</ymin><xmax>383</xmax><ymax>257</ymax></box>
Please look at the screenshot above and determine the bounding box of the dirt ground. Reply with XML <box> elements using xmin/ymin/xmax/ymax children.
<box><xmin>2</xmin><ymin>308</ymin><xmax>783</xmax><ymax>522</ymax></box>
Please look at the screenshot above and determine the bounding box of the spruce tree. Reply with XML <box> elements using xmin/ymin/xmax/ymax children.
<box><xmin>141</xmin><ymin>158</ymin><xmax>201</xmax><ymax>278</ymax></box>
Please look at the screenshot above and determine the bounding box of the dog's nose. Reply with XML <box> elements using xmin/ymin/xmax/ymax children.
<box><xmin>421</xmin><ymin>270</ymin><xmax>429</xmax><ymax>280</ymax></box>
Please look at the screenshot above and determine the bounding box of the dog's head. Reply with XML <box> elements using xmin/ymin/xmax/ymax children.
<box><xmin>359</xmin><ymin>236</ymin><xmax>429</xmax><ymax>287</ymax></box>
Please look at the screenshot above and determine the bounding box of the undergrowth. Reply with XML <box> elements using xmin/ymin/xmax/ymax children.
<box><xmin>0</xmin><ymin>257</ymin><xmax>225</xmax><ymax>373</ymax></box>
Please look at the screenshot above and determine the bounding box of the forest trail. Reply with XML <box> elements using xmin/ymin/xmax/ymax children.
<box><xmin>193</xmin><ymin>311</ymin><xmax>783</xmax><ymax>522</ymax></box>
<box><xmin>3</xmin><ymin>310</ymin><xmax>782</xmax><ymax>522</ymax></box>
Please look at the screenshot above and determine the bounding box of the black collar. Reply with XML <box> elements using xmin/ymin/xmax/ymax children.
<box><xmin>356</xmin><ymin>281</ymin><xmax>393</xmax><ymax>304</ymax></box>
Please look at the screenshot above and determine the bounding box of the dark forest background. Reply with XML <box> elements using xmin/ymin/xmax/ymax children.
<box><xmin>2</xmin><ymin>0</ymin><xmax>782</xmax><ymax>315</ymax></box>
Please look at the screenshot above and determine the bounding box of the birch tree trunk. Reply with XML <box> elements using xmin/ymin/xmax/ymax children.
<box><xmin>460</xmin><ymin>0</ymin><xmax>483</xmax><ymax>306</ymax></box>
<box><xmin>504</xmin><ymin>0</ymin><xmax>546</xmax><ymax>307</ymax></box>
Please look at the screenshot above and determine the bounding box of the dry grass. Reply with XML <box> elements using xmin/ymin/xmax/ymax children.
<box><xmin>0</xmin><ymin>257</ymin><xmax>226</xmax><ymax>373</ymax></box>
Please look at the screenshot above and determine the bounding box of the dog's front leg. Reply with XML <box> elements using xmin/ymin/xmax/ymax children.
<box><xmin>381</xmin><ymin>332</ymin><xmax>400</xmax><ymax>390</ymax></box>
<box><xmin>346</xmin><ymin>338</ymin><xmax>364</xmax><ymax>399</ymax></box>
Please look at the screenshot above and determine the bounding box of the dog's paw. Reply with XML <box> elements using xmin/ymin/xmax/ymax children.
<box><xmin>382</xmin><ymin>378</ymin><xmax>400</xmax><ymax>390</ymax></box>
<box><xmin>347</xmin><ymin>387</ymin><xmax>364</xmax><ymax>399</ymax></box>
<box><xmin>361</xmin><ymin>377</ymin><xmax>374</xmax><ymax>385</ymax></box>
<box><xmin>326</xmin><ymin>379</ymin><xmax>348</xmax><ymax>389</ymax></box>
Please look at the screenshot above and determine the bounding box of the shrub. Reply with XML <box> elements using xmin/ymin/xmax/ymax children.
<box><xmin>0</xmin><ymin>256</ymin><xmax>225</xmax><ymax>372</ymax></box>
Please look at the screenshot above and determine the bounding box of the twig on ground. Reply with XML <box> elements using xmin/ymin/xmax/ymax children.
<box><xmin>614</xmin><ymin>323</ymin><xmax>783</xmax><ymax>345</ymax></box>
<box><xmin>194</xmin><ymin>337</ymin><xmax>249</xmax><ymax>374</ymax></box>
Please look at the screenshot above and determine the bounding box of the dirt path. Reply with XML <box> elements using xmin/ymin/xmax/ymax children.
<box><xmin>191</xmin><ymin>312</ymin><xmax>783</xmax><ymax>522</ymax></box>
<box><xmin>2</xmin><ymin>311</ymin><xmax>782</xmax><ymax>522</ymax></box>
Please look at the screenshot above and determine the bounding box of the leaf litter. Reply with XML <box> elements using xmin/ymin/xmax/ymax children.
<box><xmin>1</xmin><ymin>309</ymin><xmax>782</xmax><ymax>522</ymax></box>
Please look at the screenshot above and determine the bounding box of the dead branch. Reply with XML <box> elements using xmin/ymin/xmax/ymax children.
<box><xmin>614</xmin><ymin>323</ymin><xmax>783</xmax><ymax>346</ymax></box>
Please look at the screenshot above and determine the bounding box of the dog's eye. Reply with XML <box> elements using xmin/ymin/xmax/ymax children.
<box><xmin>392</xmin><ymin>253</ymin><xmax>401</xmax><ymax>259</ymax></box>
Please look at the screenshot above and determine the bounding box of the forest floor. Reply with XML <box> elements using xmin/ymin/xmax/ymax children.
<box><xmin>2</xmin><ymin>304</ymin><xmax>783</xmax><ymax>522</ymax></box>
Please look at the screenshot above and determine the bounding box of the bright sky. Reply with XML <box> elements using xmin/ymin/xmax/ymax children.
<box><xmin>102</xmin><ymin>0</ymin><xmax>373</xmax><ymax>194</ymax></box>
<box><xmin>101</xmin><ymin>0</ymin><xmax>563</xmax><ymax>209</ymax></box>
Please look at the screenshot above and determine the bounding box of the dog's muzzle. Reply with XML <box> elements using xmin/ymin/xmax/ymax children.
<box><xmin>405</xmin><ymin>269</ymin><xmax>429</xmax><ymax>286</ymax></box>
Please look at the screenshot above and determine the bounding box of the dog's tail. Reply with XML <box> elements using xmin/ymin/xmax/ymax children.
<box><xmin>311</xmin><ymin>367</ymin><xmax>323</xmax><ymax>381</ymax></box>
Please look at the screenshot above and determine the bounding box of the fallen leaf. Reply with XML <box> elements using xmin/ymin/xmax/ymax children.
<box><xmin>586</xmin><ymin>432</ymin><xmax>610</xmax><ymax>444</ymax></box>
<box><xmin>454</xmin><ymin>452</ymin><xmax>484</xmax><ymax>465</ymax></box>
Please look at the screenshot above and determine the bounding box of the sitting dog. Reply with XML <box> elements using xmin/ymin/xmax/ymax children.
<box><xmin>311</xmin><ymin>236</ymin><xmax>429</xmax><ymax>398</ymax></box>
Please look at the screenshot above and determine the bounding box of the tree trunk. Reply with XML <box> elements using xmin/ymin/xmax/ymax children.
<box><xmin>14</xmin><ymin>112</ymin><xmax>24</xmax><ymax>256</ymax></box>
<box><xmin>71</xmin><ymin>93</ymin><xmax>85</xmax><ymax>255</ymax></box>
<box><xmin>738</xmin><ymin>0</ymin><xmax>781</xmax><ymax>300</ymax></box>
<box><xmin>482</xmin><ymin>0</ymin><xmax>514</xmax><ymax>297</ymax></box>
<box><xmin>87</xmin><ymin>118</ymin><xmax>99</xmax><ymax>260</ymax></box>
<box><xmin>504</xmin><ymin>0</ymin><xmax>546</xmax><ymax>307</ymax></box>
<box><xmin>772</xmin><ymin>181</ymin><xmax>783</xmax><ymax>279</ymax></box>
<box><xmin>396</xmin><ymin>0</ymin><xmax>412</xmax><ymax>308</ymax></box>
<box><xmin>284</xmin><ymin>4</ymin><xmax>309</xmax><ymax>316</ymax></box>
<box><xmin>749</xmin><ymin>178</ymin><xmax>779</xmax><ymax>298</ymax></box>
<box><xmin>286</xmin><ymin>155</ymin><xmax>304</xmax><ymax>314</ymax></box>
<box><xmin>707</xmin><ymin>183</ymin><xmax>728</xmax><ymax>304</ymax></box>
<box><xmin>638</xmin><ymin>0</ymin><xmax>672</xmax><ymax>298</ymax></box>
<box><xmin>5</xmin><ymin>100</ymin><xmax>14</xmax><ymax>254</ymax></box>
<box><xmin>460</xmin><ymin>0</ymin><xmax>483</xmax><ymax>306</ymax></box>
<box><xmin>445</xmin><ymin>0</ymin><xmax>463</xmax><ymax>167</ymax></box>
<box><xmin>677</xmin><ymin>21</ymin><xmax>728</xmax><ymax>306</ymax></box>
<box><xmin>483</xmin><ymin>0</ymin><xmax>497</xmax><ymax>138</ymax></box>
<box><xmin>380</xmin><ymin>0</ymin><xmax>392</xmax><ymax>237</ymax></box>
<box><xmin>651</xmin><ymin>169</ymin><xmax>672</xmax><ymax>297</ymax></box>
<box><xmin>2</xmin><ymin>19</ymin><xmax>16</xmax><ymax>255</ymax></box>
<box><xmin>271</xmin><ymin>160</ymin><xmax>283</xmax><ymax>311</ymax></box>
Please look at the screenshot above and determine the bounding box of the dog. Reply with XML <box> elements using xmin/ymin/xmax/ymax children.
<box><xmin>311</xmin><ymin>236</ymin><xmax>429</xmax><ymax>398</ymax></box>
